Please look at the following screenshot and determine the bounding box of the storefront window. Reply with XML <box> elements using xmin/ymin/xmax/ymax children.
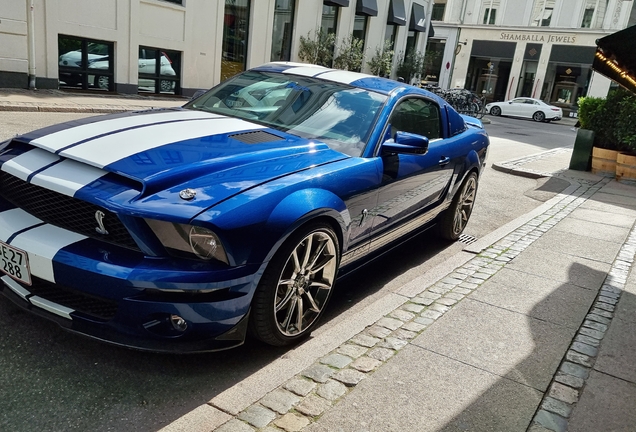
<box><xmin>321</xmin><ymin>5</ymin><xmax>339</xmax><ymax>35</ymax></box>
<box><xmin>353</xmin><ymin>15</ymin><xmax>368</xmax><ymax>49</ymax></box>
<box><xmin>422</xmin><ymin>39</ymin><xmax>445</xmax><ymax>85</ymax></box>
<box><xmin>138</xmin><ymin>47</ymin><xmax>181</xmax><ymax>95</ymax></box>
<box><xmin>541</xmin><ymin>45</ymin><xmax>596</xmax><ymax>108</ymax></box>
<box><xmin>58</xmin><ymin>35</ymin><xmax>114</xmax><ymax>91</ymax></box>
<box><xmin>530</xmin><ymin>0</ymin><xmax>555</xmax><ymax>26</ymax></box>
<box><xmin>385</xmin><ymin>24</ymin><xmax>397</xmax><ymax>48</ymax></box>
<box><xmin>271</xmin><ymin>0</ymin><xmax>295</xmax><ymax>61</ymax></box>
<box><xmin>221</xmin><ymin>0</ymin><xmax>250</xmax><ymax>82</ymax></box>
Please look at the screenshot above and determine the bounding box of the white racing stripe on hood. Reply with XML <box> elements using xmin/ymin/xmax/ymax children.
<box><xmin>30</xmin><ymin>110</ymin><xmax>220</xmax><ymax>153</ymax></box>
<box><xmin>30</xmin><ymin>159</ymin><xmax>107</xmax><ymax>197</ymax></box>
<box><xmin>0</xmin><ymin>208</ymin><xmax>42</xmax><ymax>242</ymax></box>
<box><xmin>60</xmin><ymin>117</ymin><xmax>265</xmax><ymax>168</ymax></box>
<box><xmin>10</xmin><ymin>224</ymin><xmax>86</xmax><ymax>283</ymax></box>
<box><xmin>1</xmin><ymin>148</ymin><xmax>60</xmax><ymax>181</ymax></box>
<box><xmin>282</xmin><ymin>66</ymin><xmax>330</xmax><ymax>77</ymax></box>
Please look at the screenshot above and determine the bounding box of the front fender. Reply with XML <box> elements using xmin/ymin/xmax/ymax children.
<box><xmin>263</xmin><ymin>188</ymin><xmax>348</xmax><ymax>262</ymax></box>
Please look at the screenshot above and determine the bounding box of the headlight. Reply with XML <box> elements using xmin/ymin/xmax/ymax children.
<box><xmin>145</xmin><ymin>219</ymin><xmax>229</xmax><ymax>265</ymax></box>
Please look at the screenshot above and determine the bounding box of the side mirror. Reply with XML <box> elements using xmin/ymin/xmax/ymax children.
<box><xmin>382</xmin><ymin>131</ymin><xmax>429</xmax><ymax>155</ymax></box>
<box><xmin>508</xmin><ymin>101</ymin><xmax>513</xmax><ymax>104</ymax></box>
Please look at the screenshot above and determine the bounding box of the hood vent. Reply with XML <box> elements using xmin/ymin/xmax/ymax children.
<box><xmin>229</xmin><ymin>130</ymin><xmax>284</xmax><ymax>144</ymax></box>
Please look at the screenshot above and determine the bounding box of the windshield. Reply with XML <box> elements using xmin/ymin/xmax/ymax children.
<box><xmin>184</xmin><ymin>71</ymin><xmax>387</xmax><ymax>157</ymax></box>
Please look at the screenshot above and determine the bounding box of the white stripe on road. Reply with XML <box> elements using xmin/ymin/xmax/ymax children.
<box><xmin>0</xmin><ymin>208</ymin><xmax>42</xmax><ymax>242</ymax></box>
<box><xmin>60</xmin><ymin>117</ymin><xmax>265</xmax><ymax>168</ymax></box>
<box><xmin>0</xmin><ymin>148</ymin><xmax>60</xmax><ymax>181</ymax></box>
<box><xmin>10</xmin><ymin>224</ymin><xmax>86</xmax><ymax>283</ymax></box>
<box><xmin>30</xmin><ymin>110</ymin><xmax>220</xmax><ymax>152</ymax></box>
<box><xmin>31</xmin><ymin>159</ymin><xmax>107</xmax><ymax>197</ymax></box>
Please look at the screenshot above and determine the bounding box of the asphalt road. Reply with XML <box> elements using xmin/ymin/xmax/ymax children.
<box><xmin>0</xmin><ymin>112</ymin><xmax>575</xmax><ymax>431</ymax></box>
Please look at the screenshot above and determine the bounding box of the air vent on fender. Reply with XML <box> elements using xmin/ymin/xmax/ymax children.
<box><xmin>228</xmin><ymin>131</ymin><xmax>284</xmax><ymax>144</ymax></box>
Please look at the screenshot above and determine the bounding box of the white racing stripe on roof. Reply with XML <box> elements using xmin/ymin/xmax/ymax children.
<box><xmin>317</xmin><ymin>70</ymin><xmax>374</xmax><ymax>85</ymax></box>
<box><xmin>1</xmin><ymin>148</ymin><xmax>60</xmax><ymax>181</ymax></box>
<box><xmin>30</xmin><ymin>110</ymin><xmax>220</xmax><ymax>152</ymax></box>
<box><xmin>1</xmin><ymin>275</ymin><xmax>30</xmax><ymax>300</ymax></box>
<box><xmin>282</xmin><ymin>66</ymin><xmax>331</xmax><ymax>77</ymax></box>
<box><xmin>30</xmin><ymin>159</ymin><xmax>107</xmax><ymax>197</ymax></box>
<box><xmin>60</xmin><ymin>117</ymin><xmax>265</xmax><ymax>168</ymax></box>
<box><xmin>30</xmin><ymin>296</ymin><xmax>74</xmax><ymax>319</ymax></box>
<box><xmin>0</xmin><ymin>208</ymin><xmax>42</xmax><ymax>242</ymax></box>
<box><xmin>10</xmin><ymin>224</ymin><xmax>86</xmax><ymax>283</ymax></box>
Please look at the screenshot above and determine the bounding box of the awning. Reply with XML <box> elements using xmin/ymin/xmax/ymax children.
<box><xmin>428</xmin><ymin>21</ymin><xmax>435</xmax><ymax>38</ymax></box>
<box><xmin>593</xmin><ymin>25</ymin><xmax>636</xmax><ymax>93</ymax></box>
<box><xmin>324</xmin><ymin>0</ymin><xmax>349</xmax><ymax>7</ymax></box>
<box><xmin>387</xmin><ymin>0</ymin><xmax>406</xmax><ymax>26</ymax></box>
<box><xmin>409</xmin><ymin>2</ymin><xmax>426</xmax><ymax>32</ymax></box>
<box><xmin>356</xmin><ymin>0</ymin><xmax>378</xmax><ymax>16</ymax></box>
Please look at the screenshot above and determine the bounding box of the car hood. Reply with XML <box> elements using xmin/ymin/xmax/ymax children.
<box><xmin>5</xmin><ymin>108</ymin><xmax>349</xmax><ymax>220</ymax></box>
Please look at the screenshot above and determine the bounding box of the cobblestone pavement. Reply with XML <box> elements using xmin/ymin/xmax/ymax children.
<box><xmin>164</xmin><ymin>163</ymin><xmax>631</xmax><ymax>431</ymax></box>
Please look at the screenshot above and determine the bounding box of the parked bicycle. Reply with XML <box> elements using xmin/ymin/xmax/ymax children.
<box><xmin>423</xmin><ymin>85</ymin><xmax>486</xmax><ymax>119</ymax></box>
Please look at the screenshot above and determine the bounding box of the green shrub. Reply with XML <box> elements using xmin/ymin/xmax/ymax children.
<box><xmin>298</xmin><ymin>30</ymin><xmax>336</xmax><ymax>67</ymax></box>
<box><xmin>333</xmin><ymin>36</ymin><xmax>365</xmax><ymax>72</ymax></box>
<box><xmin>367</xmin><ymin>40</ymin><xmax>394</xmax><ymax>77</ymax></box>
<box><xmin>578</xmin><ymin>88</ymin><xmax>636</xmax><ymax>152</ymax></box>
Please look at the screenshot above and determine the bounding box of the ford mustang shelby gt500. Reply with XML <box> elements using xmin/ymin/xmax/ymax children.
<box><xmin>0</xmin><ymin>63</ymin><xmax>489</xmax><ymax>352</ymax></box>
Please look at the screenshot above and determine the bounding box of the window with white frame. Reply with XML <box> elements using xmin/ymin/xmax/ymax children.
<box><xmin>581</xmin><ymin>0</ymin><xmax>609</xmax><ymax>28</ymax></box>
<box><xmin>530</xmin><ymin>0</ymin><xmax>555</xmax><ymax>26</ymax></box>
<box><xmin>481</xmin><ymin>0</ymin><xmax>500</xmax><ymax>25</ymax></box>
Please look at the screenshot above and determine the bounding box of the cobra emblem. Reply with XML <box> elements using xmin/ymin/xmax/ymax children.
<box><xmin>95</xmin><ymin>210</ymin><xmax>109</xmax><ymax>235</ymax></box>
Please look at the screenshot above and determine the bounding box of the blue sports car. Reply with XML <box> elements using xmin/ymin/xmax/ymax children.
<box><xmin>0</xmin><ymin>63</ymin><xmax>489</xmax><ymax>352</ymax></box>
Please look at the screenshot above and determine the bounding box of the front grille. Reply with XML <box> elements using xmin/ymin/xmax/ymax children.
<box><xmin>27</xmin><ymin>277</ymin><xmax>118</xmax><ymax>321</ymax></box>
<box><xmin>0</xmin><ymin>171</ymin><xmax>139</xmax><ymax>251</ymax></box>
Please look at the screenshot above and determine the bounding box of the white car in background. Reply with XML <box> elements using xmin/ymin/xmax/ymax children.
<box><xmin>486</xmin><ymin>97</ymin><xmax>563</xmax><ymax>122</ymax></box>
<box><xmin>59</xmin><ymin>45</ymin><xmax>176</xmax><ymax>92</ymax></box>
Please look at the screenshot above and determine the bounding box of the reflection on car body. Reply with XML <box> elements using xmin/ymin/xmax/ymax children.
<box><xmin>0</xmin><ymin>63</ymin><xmax>489</xmax><ymax>352</ymax></box>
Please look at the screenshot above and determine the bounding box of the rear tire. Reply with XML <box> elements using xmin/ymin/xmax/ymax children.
<box><xmin>490</xmin><ymin>106</ymin><xmax>501</xmax><ymax>116</ymax></box>
<box><xmin>249</xmin><ymin>223</ymin><xmax>340</xmax><ymax>346</ymax></box>
<box><xmin>533</xmin><ymin>111</ymin><xmax>545</xmax><ymax>122</ymax></box>
<box><xmin>438</xmin><ymin>172</ymin><xmax>478</xmax><ymax>241</ymax></box>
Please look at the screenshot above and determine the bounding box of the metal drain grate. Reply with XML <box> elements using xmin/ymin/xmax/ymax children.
<box><xmin>458</xmin><ymin>234</ymin><xmax>478</xmax><ymax>245</ymax></box>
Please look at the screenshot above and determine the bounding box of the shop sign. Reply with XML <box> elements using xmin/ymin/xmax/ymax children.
<box><xmin>500</xmin><ymin>32</ymin><xmax>577</xmax><ymax>44</ymax></box>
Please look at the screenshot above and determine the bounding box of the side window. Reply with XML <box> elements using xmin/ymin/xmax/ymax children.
<box><xmin>390</xmin><ymin>98</ymin><xmax>442</xmax><ymax>140</ymax></box>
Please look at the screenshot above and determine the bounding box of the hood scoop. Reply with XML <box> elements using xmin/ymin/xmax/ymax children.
<box><xmin>229</xmin><ymin>130</ymin><xmax>285</xmax><ymax>144</ymax></box>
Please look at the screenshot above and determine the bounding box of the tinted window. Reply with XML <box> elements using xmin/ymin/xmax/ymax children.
<box><xmin>390</xmin><ymin>98</ymin><xmax>442</xmax><ymax>140</ymax></box>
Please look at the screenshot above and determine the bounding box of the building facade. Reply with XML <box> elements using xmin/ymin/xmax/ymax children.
<box><xmin>426</xmin><ymin>0</ymin><xmax>636</xmax><ymax>113</ymax></box>
<box><xmin>0</xmin><ymin>0</ymin><xmax>433</xmax><ymax>96</ymax></box>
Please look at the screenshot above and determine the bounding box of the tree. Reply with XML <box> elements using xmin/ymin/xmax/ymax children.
<box><xmin>333</xmin><ymin>36</ymin><xmax>365</xmax><ymax>72</ymax></box>
<box><xmin>367</xmin><ymin>40</ymin><xmax>394</xmax><ymax>77</ymax></box>
<box><xmin>298</xmin><ymin>30</ymin><xmax>336</xmax><ymax>67</ymax></box>
<box><xmin>397</xmin><ymin>48</ymin><xmax>426</xmax><ymax>84</ymax></box>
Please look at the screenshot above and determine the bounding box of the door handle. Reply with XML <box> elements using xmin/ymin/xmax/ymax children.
<box><xmin>439</xmin><ymin>156</ymin><xmax>450</xmax><ymax>166</ymax></box>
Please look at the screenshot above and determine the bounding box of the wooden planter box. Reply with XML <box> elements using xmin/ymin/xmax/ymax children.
<box><xmin>616</xmin><ymin>153</ymin><xmax>636</xmax><ymax>184</ymax></box>
<box><xmin>591</xmin><ymin>147</ymin><xmax>620</xmax><ymax>177</ymax></box>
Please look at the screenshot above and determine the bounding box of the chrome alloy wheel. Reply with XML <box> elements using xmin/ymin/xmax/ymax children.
<box><xmin>274</xmin><ymin>230</ymin><xmax>337</xmax><ymax>337</ymax></box>
<box><xmin>452</xmin><ymin>175</ymin><xmax>477</xmax><ymax>237</ymax></box>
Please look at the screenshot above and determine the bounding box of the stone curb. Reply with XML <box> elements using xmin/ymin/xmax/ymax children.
<box><xmin>0</xmin><ymin>103</ymin><xmax>169</xmax><ymax>114</ymax></box>
<box><xmin>491</xmin><ymin>147</ymin><xmax>573</xmax><ymax>179</ymax></box>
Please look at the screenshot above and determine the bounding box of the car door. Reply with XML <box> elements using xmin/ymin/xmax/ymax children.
<box><xmin>368</xmin><ymin>97</ymin><xmax>455</xmax><ymax>248</ymax></box>
<box><xmin>507</xmin><ymin>98</ymin><xmax>527</xmax><ymax>116</ymax></box>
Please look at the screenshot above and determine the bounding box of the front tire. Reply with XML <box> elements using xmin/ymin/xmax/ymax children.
<box><xmin>438</xmin><ymin>172</ymin><xmax>478</xmax><ymax>241</ymax></box>
<box><xmin>249</xmin><ymin>223</ymin><xmax>340</xmax><ymax>346</ymax></box>
<box><xmin>490</xmin><ymin>106</ymin><xmax>501</xmax><ymax>116</ymax></box>
<box><xmin>94</xmin><ymin>75</ymin><xmax>110</xmax><ymax>90</ymax></box>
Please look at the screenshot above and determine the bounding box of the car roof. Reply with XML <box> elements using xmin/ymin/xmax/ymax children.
<box><xmin>252</xmin><ymin>62</ymin><xmax>433</xmax><ymax>98</ymax></box>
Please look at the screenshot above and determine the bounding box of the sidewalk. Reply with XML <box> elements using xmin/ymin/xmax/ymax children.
<box><xmin>0</xmin><ymin>87</ymin><xmax>185</xmax><ymax>113</ymax></box>
<box><xmin>1</xmin><ymin>89</ymin><xmax>633</xmax><ymax>432</ymax></box>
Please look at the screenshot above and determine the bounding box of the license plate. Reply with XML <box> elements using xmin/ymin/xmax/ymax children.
<box><xmin>0</xmin><ymin>241</ymin><xmax>31</xmax><ymax>286</ymax></box>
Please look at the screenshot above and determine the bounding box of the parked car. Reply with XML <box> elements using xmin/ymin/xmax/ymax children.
<box><xmin>0</xmin><ymin>63</ymin><xmax>489</xmax><ymax>352</ymax></box>
<box><xmin>486</xmin><ymin>97</ymin><xmax>563</xmax><ymax>122</ymax></box>
<box><xmin>59</xmin><ymin>45</ymin><xmax>176</xmax><ymax>92</ymax></box>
